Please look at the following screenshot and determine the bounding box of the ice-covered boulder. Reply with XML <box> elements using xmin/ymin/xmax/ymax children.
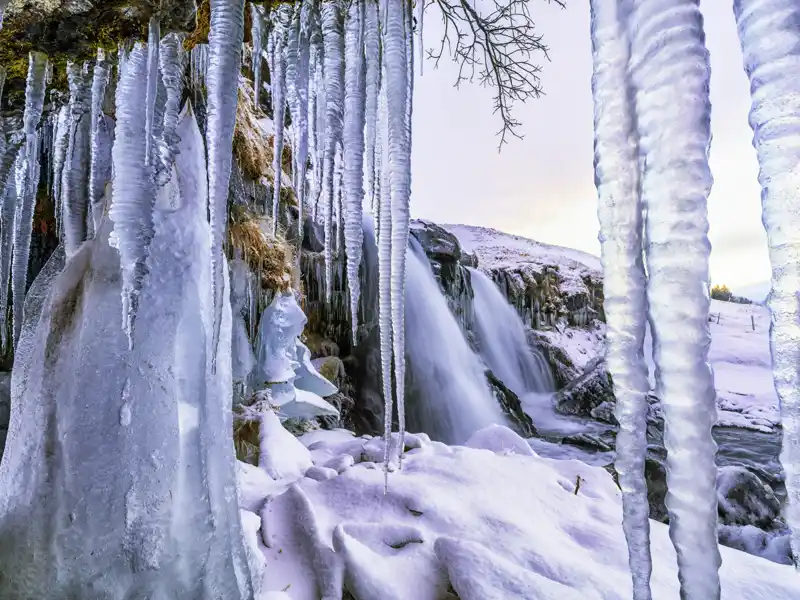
<box><xmin>717</xmin><ymin>466</ymin><xmax>781</xmax><ymax>528</ymax></box>
<box><xmin>293</xmin><ymin>340</ymin><xmax>338</xmax><ymax>397</ymax></box>
<box><xmin>465</xmin><ymin>424</ymin><xmax>535</xmax><ymax>457</ymax></box>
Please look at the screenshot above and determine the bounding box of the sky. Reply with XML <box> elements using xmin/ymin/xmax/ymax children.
<box><xmin>410</xmin><ymin>1</ymin><xmax>771</xmax><ymax>298</ymax></box>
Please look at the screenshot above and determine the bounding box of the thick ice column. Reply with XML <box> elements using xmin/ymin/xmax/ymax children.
<box><xmin>627</xmin><ymin>1</ymin><xmax>721</xmax><ymax>597</ymax></box>
<box><xmin>89</xmin><ymin>48</ymin><xmax>112</xmax><ymax>232</ymax></box>
<box><xmin>733</xmin><ymin>0</ymin><xmax>800</xmax><ymax>566</ymax></box>
<box><xmin>590</xmin><ymin>0</ymin><xmax>652</xmax><ymax>597</ymax></box>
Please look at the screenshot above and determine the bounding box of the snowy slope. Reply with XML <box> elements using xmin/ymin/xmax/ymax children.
<box><xmin>708</xmin><ymin>299</ymin><xmax>778</xmax><ymax>432</ymax></box>
<box><xmin>445</xmin><ymin>223</ymin><xmax>602</xmax><ymax>297</ymax></box>
<box><xmin>239</xmin><ymin>428</ymin><xmax>800</xmax><ymax>599</ymax></box>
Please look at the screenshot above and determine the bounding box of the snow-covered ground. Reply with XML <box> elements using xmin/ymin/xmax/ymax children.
<box><xmin>239</xmin><ymin>427</ymin><xmax>800</xmax><ymax>599</ymax></box>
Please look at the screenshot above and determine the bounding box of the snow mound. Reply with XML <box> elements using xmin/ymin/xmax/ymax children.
<box><xmin>239</xmin><ymin>427</ymin><xmax>800</xmax><ymax>599</ymax></box>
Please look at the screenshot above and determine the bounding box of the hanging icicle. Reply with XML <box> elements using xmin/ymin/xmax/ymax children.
<box><xmin>11</xmin><ymin>52</ymin><xmax>48</xmax><ymax>347</ymax></box>
<box><xmin>271</xmin><ymin>4</ymin><xmax>292</xmax><ymax>233</ymax></box>
<box><xmin>62</xmin><ymin>62</ymin><xmax>92</xmax><ymax>256</ymax></box>
<box><xmin>627</xmin><ymin>1</ymin><xmax>721</xmax><ymax>597</ymax></box>
<box><xmin>154</xmin><ymin>32</ymin><xmax>185</xmax><ymax>187</ymax></box>
<box><xmin>364</xmin><ymin>0</ymin><xmax>380</xmax><ymax>213</ymax></box>
<box><xmin>250</xmin><ymin>3</ymin><xmax>265</xmax><ymax>109</ymax></box>
<box><xmin>415</xmin><ymin>0</ymin><xmax>425</xmax><ymax>75</ymax></box>
<box><xmin>383</xmin><ymin>0</ymin><xmax>413</xmax><ymax>465</ymax></box>
<box><xmin>51</xmin><ymin>105</ymin><xmax>70</xmax><ymax>237</ymax></box>
<box><xmin>321</xmin><ymin>0</ymin><xmax>345</xmax><ymax>302</ymax></box>
<box><xmin>89</xmin><ymin>48</ymin><xmax>111</xmax><ymax>232</ymax></box>
<box><xmin>343</xmin><ymin>0</ymin><xmax>367</xmax><ymax>343</ymax></box>
<box><xmin>0</xmin><ymin>141</ymin><xmax>21</xmax><ymax>353</ymax></box>
<box><xmin>733</xmin><ymin>0</ymin><xmax>800</xmax><ymax>567</ymax></box>
<box><xmin>590</xmin><ymin>0</ymin><xmax>652</xmax><ymax>597</ymax></box>
<box><xmin>293</xmin><ymin>0</ymin><xmax>313</xmax><ymax>237</ymax></box>
<box><xmin>144</xmin><ymin>16</ymin><xmax>161</xmax><ymax>167</ymax></box>
<box><xmin>206</xmin><ymin>0</ymin><xmax>246</xmax><ymax>370</ymax></box>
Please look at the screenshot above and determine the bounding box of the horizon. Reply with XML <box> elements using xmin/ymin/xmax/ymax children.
<box><xmin>410</xmin><ymin>1</ymin><xmax>770</xmax><ymax>298</ymax></box>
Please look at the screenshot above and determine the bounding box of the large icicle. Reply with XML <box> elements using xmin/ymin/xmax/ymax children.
<box><xmin>250</xmin><ymin>3</ymin><xmax>264</xmax><ymax>109</ymax></box>
<box><xmin>89</xmin><ymin>48</ymin><xmax>111</xmax><ymax>231</ymax></box>
<box><xmin>415</xmin><ymin>0</ymin><xmax>425</xmax><ymax>75</ymax></box>
<box><xmin>627</xmin><ymin>1</ymin><xmax>721</xmax><ymax>596</ymax></box>
<box><xmin>343</xmin><ymin>0</ymin><xmax>367</xmax><ymax>342</ymax></box>
<box><xmin>271</xmin><ymin>5</ymin><xmax>292</xmax><ymax>233</ymax></box>
<box><xmin>322</xmin><ymin>0</ymin><xmax>345</xmax><ymax>302</ymax></box>
<box><xmin>153</xmin><ymin>33</ymin><xmax>185</xmax><ymax>187</ymax></box>
<box><xmin>11</xmin><ymin>52</ymin><xmax>48</xmax><ymax>347</ymax></box>
<box><xmin>590</xmin><ymin>0</ymin><xmax>652</xmax><ymax>597</ymax></box>
<box><xmin>383</xmin><ymin>0</ymin><xmax>413</xmax><ymax>462</ymax></box>
<box><xmin>0</xmin><ymin>143</ymin><xmax>20</xmax><ymax>352</ymax></box>
<box><xmin>206</xmin><ymin>0</ymin><xmax>246</xmax><ymax>370</ymax></box>
<box><xmin>364</xmin><ymin>0</ymin><xmax>380</xmax><ymax>212</ymax></box>
<box><xmin>377</xmin><ymin>74</ymin><xmax>394</xmax><ymax>486</ymax></box>
<box><xmin>109</xmin><ymin>44</ymin><xmax>155</xmax><ymax>347</ymax></box>
<box><xmin>733</xmin><ymin>0</ymin><xmax>800</xmax><ymax>565</ymax></box>
<box><xmin>144</xmin><ymin>16</ymin><xmax>161</xmax><ymax>166</ymax></box>
<box><xmin>51</xmin><ymin>105</ymin><xmax>70</xmax><ymax>236</ymax></box>
<box><xmin>294</xmin><ymin>0</ymin><xmax>313</xmax><ymax>237</ymax></box>
<box><xmin>62</xmin><ymin>62</ymin><xmax>92</xmax><ymax>256</ymax></box>
<box><xmin>286</xmin><ymin>3</ymin><xmax>301</xmax><ymax>184</ymax></box>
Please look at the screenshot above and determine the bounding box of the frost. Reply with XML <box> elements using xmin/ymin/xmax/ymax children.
<box><xmin>733</xmin><ymin>0</ymin><xmax>800</xmax><ymax>565</ymax></box>
<box><xmin>590</xmin><ymin>0</ymin><xmax>652</xmax><ymax>596</ymax></box>
<box><xmin>628</xmin><ymin>1</ymin><xmax>721</xmax><ymax>596</ymax></box>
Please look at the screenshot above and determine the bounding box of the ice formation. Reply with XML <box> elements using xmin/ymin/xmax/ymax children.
<box><xmin>11</xmin><ymin>52</ymin><xmax>47</xmax><ymax>347</ymax></box>
<box><xmin>144</xmin><ymin>16</ymin><xmax>160</xmax><ymax>166</ymax></box>
<box><xmin>343</xmin><ymin>0</ymin><xmax>366</xmax><ymax>341</ymax></box>
<box><xmin>206</xmin><ymin>0</ymin><xmax>245</xmax><ymax>370</ymax></box>
<box><xmin>270</xmin><ymin>4</ymin><xmax>292</xmax><ymax>233</ymax></box>
<box><xmin>62</xmin><ymin>62</ymin><xmax>92</xmax><ymax>256</ymax></box>
<box><xmin>250</xmin><ymin>3</ymin><xmax>264</xmax><ymax>110</ymax></box>
<box><xmin>89</xmin><ymin>48</ymin><xmax>111</xmax><ymax>231</ymax></box>
<box><xmin>733</xmin><ymin>0</ymin><xmax>800</xmax><ymax>565</ymax></box>
<box><xmin>589</xmin><ymin>0</ymin><xmax>652</xmax><ymax>597</ymax></box>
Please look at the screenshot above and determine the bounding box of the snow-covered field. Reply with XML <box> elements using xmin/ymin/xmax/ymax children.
<box><xmin>239</xmin><ymin>427</ymin><xmax>800</xmax><ymax>599</ymax></box>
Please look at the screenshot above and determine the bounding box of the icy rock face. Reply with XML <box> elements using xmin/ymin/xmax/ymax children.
<box><xmin>0</xmin><ymin>108</ymin><xmax>253</xmax><ymax>599</ymax></box>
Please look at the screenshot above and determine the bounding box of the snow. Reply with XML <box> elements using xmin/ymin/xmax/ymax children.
<box><xmin>444</xmin><ymin>223</ymin><xmax>602</xmax><ymax>297</ymax></box>
<box><xmin>237</xmin><ymin>426</ymin><xmax>800</xmax><ymax>599</ymax></box>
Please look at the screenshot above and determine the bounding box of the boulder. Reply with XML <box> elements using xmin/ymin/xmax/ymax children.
<box><xmin>717</xmin><ymin>466</ymin><xmax>781</xmax><ymax>528</ymax></box>
<box><xmin>553</xmin><ymin>358</ymin><xmax>614</xmax><ymax>418</ymax></box>
<box><xmin>485</xmin><ymin>370</ymin><xmax>536</xmax><ymax>438</ymax></box>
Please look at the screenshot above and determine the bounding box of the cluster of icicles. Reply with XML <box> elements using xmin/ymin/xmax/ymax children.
<box><xmin>0</xmin><ymin>0</ymin><xmax>418</xmax><ymax>480</ymax></box>
<box><xmin>591</xmin><ymin>0</ymin><xmax>800</xmax><ymax>598</ymax></box>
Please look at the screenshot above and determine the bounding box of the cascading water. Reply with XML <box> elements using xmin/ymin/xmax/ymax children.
<box><xmin>469</xmin><ymin>267</ymin><xmax>556</xmax><ymax>397</ymax></box>
<box><xmin>402</xmin><ymin>238</ymin><xmax>507</xmax><ymax>445</ymax></box>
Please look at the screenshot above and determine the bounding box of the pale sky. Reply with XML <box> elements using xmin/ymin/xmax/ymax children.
<box><xmin>411</xmin><ymin>1</ymin><xmax>770</xmax><ymax>296</ymax></box>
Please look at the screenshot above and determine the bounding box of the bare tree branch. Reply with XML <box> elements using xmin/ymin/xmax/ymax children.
<box><xmin>427</xmin><ymin>0</ymin><xmax>565</xmax><ymax>150</ymax></box>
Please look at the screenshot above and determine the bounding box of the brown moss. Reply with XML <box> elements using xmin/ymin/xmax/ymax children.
<box><xmin>183</xmin><ymin>0</ymin><xmax>210</xmax><ymax>51</ymax></box>
<box><xmin>233</xmin><ymin>83</ymin><xmax>272</xmax><ymax>181</ymax></box>
<box><xmin>228</xmin><ymin>204</ymin><xmax>293</xmax><ymax>293</ymax></box>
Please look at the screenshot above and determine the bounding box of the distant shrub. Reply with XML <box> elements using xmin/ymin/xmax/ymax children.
<box><xmin>711</xmin><ymin>284</ymin><xmax>753</xmax><ymax>305</ymax></box>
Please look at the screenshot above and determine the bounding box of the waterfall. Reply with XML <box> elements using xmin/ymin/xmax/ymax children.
<box><xmin>469</xmin><ymin>267</ymin><xmax>556</xmax><ymax>396</ymax></box>
<box><xmin>469</xmin><ymin>267</ymin><xmax>592</xmax><ymax>436</ymax></box>
<box><xmin>361</xmin><ymin>220</ymin><xmax>506</xmax><ymax>445</ymax></box>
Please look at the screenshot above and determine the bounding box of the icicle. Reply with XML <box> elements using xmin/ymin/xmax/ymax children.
<box><xmin>251</xmin><ymin>3</ymin><xmax>265</xmax><ymax>109</ymax></box>
<box><xmin>733</xmin><ymin>0</ymin><xmax>800</xmax><ymax>566</ymax></box>
<box><xmin>294</xmin><ymin>0</ymin><xmax>313</xmax><ymax>237</ymax></box>
<box><xmin>153</xmin><ymin>33</ymin><xmax>185</xmax><ymax>187</ymax></box>
<box><xmin>89</xmin><ymin>48</ymin><xmax>111</xmax><ymax>232</ymax></box>
<box><xmin>627</xmin><ymin>1</ymin><xmax>721</xmax><ymax>597</ymax></box>
<box><xmin>381</xmin><ymin>0</ymin><xmax>413</xmax><ymax>464</ymax></box>
<box><xmin>313</xmin><ymin>36</ymin><xmax>327</xmax><ymax>223</ymax></box>
<box><xmin>0</xmin><ymin>142</ymin><xmax>20</xmax><ymax>353</ymax></box>
<box><xmin>286</xmin><ymin>3</ymin><xmax>301</xmax><ymax>177</ymax></box>
<box><xmin>144</xmin><ymin>16</ymin><xmax>161</xmax><ymax>166</ymax></box>
<box><xmin>207</xmin><ymin>0</ymin><xmax>246</xmax><ymax>370</ymax></box>
<box><xmin>321</xmin><ymin>0</ymin><xmax>345</xmax><ymax>302</ymax></box>
<box><xmin>271</xmin><ymin>5</ymin><xmax>292</xmax><ymax>233</ymax></box>
<box><xmin>11</xmin><ymin>52</ymin><xmax>48</xmax><ymax>347</ymax></box>
<box><xmin>377</xmin><ymin>71</ymin><xmax>393</xmax><ymax>489</ymax></box>
<box><xmin>0</xmin><ymin>66</ymin><xmax>6</xmax><ymax>112</ymax></box>
<box><xmin>415</xmin><ymin>0</ymin><xmax>424</xmax><ymax>75</ymax></box>
<box><xmin>333</xmin><ymin>143</ymin><xmax>344</xmax><ymax>255</ymax></box>
<box><xmin>590</xmin><ymin>0</ymin><xmax>652</xmax><ymax>597</ymax></box>
<box><xmin>343</xmin><ymin>0</ymin><xmax>367</xmax><ymax>343</ymax></box>
<box><xmin>109</xmin><ymin>44</ymin><xmax>155</xmax><ymax>348</ymax></box>
<box><xmin>62</xmin><ymin>62</ymin><xmax>92</xmax><ymax>256</ymax></box>
<box><xmin>364</xmin><ymin>0</ymin><xmax>380</xmax><ymax>212</ymax></box>
<box><xmin>308</xmin><ymin>42</ymin><xmax>320</xmax><ymax>222</ymax></box>
<box><xmin>51</xmin><ymin>105</ymin><xmax>70</xmax><ymax>237</ymax></box>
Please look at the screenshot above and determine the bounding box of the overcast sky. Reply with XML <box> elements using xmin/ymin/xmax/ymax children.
<box><xmin>410</xmin><ymin>1</ymin><xmax>770</xmax><ymax>296</ymax></box>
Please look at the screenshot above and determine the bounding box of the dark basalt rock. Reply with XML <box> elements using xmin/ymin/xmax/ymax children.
<box><xmin>553</xmin><ymin>357</ymin><xmax>615</xmax><ymax>418</ymax></box>
<box><xmin>485</xmin><ymin>369</ymin><xmax>536</xmax><ymax>438</ymax></box>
